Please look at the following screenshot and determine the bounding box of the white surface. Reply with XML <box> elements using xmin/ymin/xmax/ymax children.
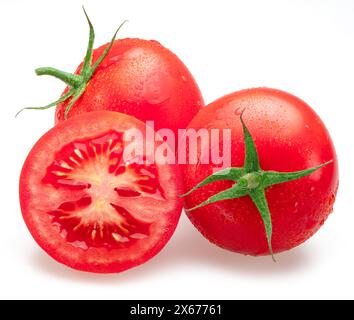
<box><xmin>0</xmin><ymin>0</ymin><xmax>353</xmax><ymax>300</ymax></box>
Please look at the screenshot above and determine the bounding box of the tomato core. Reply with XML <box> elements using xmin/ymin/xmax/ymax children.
<box><xmin>42</xmin><ymin>130</ymin><xmax>164</xmax><ymax>250</ymax></box>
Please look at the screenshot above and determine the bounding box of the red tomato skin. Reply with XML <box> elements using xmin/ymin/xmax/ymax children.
<box><xmin>20</xmin><ymin>111</ymin><xmax>183</xmax><ymax>273</ymax></box>
<box><xmin>182</xmin><ymin>88</ymin><xmax>339</xmax><ymax>255</ymax></box>
<box><xmin>55</xmin><ymin>38</ymin><xmax>204</xmax><ymax>136</ymax></box>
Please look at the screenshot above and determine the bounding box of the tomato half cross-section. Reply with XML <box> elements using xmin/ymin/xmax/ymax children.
<box><xmin>19</xmin><ymin>111</ymin><xmax>183</xmax><ymax>273</ymax></box>
<box><xmin>182</xmin><ymin>88</ymin><xmax>339</xmax><ymax>257</ymax></box>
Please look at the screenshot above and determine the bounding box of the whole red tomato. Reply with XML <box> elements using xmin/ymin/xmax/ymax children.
<box><xmin>55</xmin><ymin>38</ymin><xmax>203</xmax><ymax>136</ymax></box>
<box><xmin>182</xmin><ymin>88</ymin><xmax>338</xmax><ymax>256</ymax></box>
<box><xmin>20</xmin><ymin>10</ymin><xmax>203</xmax><ymax>139</ymax></box>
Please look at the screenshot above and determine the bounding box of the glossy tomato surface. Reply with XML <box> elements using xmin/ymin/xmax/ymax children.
<box><xmin>20</xmin><ymin>111</ymin><xmax>183</xmax><ymax>273</ymax></box>
<box><xmin>182</xmin><ymin>88</ymin><xmax>338</xmax><ymax>255</ymax></box>
<box><xmin>56</xmin><ymin>38</ymin><xmax>204</xmax><ymax>136</ymax></box>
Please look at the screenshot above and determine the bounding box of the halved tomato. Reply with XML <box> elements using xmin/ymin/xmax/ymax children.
<box><xmin>19</xmin><ymin>111</ymin><xmax>183</xmax><ymax>273</ymax></box>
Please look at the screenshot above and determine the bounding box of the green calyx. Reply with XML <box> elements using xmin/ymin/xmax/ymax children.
<box><xmin>238</xmin><ymin>172</ymin><xmax>261</xmax><ymax>189</ymax></box>
<box><xmin>16</xmin><ymin>7</ymin><xmax>127</xmax><ymax>118</ymax></box>
<box><xmin>181</xmin><ymin>111</ymin><xmax>333</xmax><ymax>261</ymax></box>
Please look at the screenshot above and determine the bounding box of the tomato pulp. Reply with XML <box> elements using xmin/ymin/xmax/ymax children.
<box><xmin>20</xmin><ymin>111</ymin><xmax>183</xmax><ymax>273</ymax></box>
<box><xmin>182</xmin><ymin>88</ymin><xmax>338</xmax><ymax>255</ymax></box>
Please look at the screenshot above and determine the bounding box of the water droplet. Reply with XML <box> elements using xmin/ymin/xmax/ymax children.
<box><xmin>99</xmin><ymin>54</ymin><xmax>124</xmax><ymax>70</ymax></box>
<box><xmin>143</xmin><ymin>71</ymin><xmax>171</xmax><ymax>104</ymax></box>
<box><xmin>328</xmin><ymin>192</ymin><xmax>336</xmax><ymax>206</ymax></box>
<box><xmin>327</xmin><ymin>192</ymin><xmax>336</xmax><ymax>213</ymax></box>
<box><xmin>57</xmin><ymin>109</ymin><xmax>63</xmax><ymax>120</ymax></box>
<box><xmin>234</xmin><ymin>107</ymin><xmax>244</xmax><ymax>116</ymax></box>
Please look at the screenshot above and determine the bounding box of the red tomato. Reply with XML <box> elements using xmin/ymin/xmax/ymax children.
<box><xmin>20</xmin><ymin>111</ymin><xmax>183</xmax><ymax>273</ymax></box>
<box><xmin>55</xmin><ymin>38</ymin><xmax>204</xmax><ymax>137</ymax></box>
<box><xmin>182</xmin><ymin>88</ymin><xmax>338</xmax><ymax>255</ymax></box>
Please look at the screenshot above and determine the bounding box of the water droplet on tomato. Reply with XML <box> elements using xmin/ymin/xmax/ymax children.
<box><xmin>319</xmin><ymin>218</ymin><xmax>327</xmax><ymax>226</ymax></box>
<box><xmin>143</xmin><ymin>71</ymin><xmax>171</xmax><ymax>104</ymax></box>
<box><xmin>328</xmin><ymin>193</ymin><xmax>336</xmax><ymax>206</ymax></box>
<box><xmin>327</xmin><ymin>192</ymin><xmax>336</xmax><ymax>213</ymax></box>
<box><xmin>57</xmin><ymin>109</ymin><xmax>63</xmax><ymax>121</ymax></box>
<box><xmin>234</xmin><ymin>107</ymin><xmax>244</xmax><ymax>116</ymax></box>
<box><xmin>99</xmin><ymin>54</ymin><xmax>124</xmax><ymax>70</ymax></box>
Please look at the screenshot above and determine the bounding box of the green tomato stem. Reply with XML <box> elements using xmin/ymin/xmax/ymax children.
<box><xmin>17</xmin><ymin>8</ymin><xmax>127</xmax><ymax>118</ymax></box>
<box><xmin>35</xmin><ymin>67</ymin><xmax>83</xmax><ymax>88</ymax></box>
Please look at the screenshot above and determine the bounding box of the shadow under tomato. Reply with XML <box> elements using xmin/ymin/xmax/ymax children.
<box><xmin>29</xmin><ymin>247</ymin><xmax>169</xmax><ymax>285</ymax></box>
<box><xmin>158</xmin><ymin>215</ymin><xmax>313</xmax><ymax>276</ymax></box>
<box><xmin>29</xmin><ymin>214</ymin><xmax>313</xmax><ymax>282</ymax></box>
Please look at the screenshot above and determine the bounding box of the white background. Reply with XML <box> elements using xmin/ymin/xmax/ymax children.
<box><xmin>0</xmin><ymin>0</ymin><xmax>353</xmax><ymax>300</ymax></box>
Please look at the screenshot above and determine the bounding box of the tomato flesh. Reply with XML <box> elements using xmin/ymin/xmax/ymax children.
<box><xmin>20</xmin><ymin>111</ymin><xmax>183</xmax><ymax>273</ymax></box>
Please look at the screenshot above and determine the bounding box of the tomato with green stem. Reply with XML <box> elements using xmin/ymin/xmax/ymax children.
<box><xmin>18</xmin><ymin>8</ymin><xmax>203</xmax><ymax>141</ymax></box>
<box><xmin>20</xmin><ymin>111</ymin><xmax>183</xmax><ymax>273</ymax></box>
<box><xmin>182</xmin><ymin>88</ymin><xmax>338</xmax><ymax>258</ymax></box>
